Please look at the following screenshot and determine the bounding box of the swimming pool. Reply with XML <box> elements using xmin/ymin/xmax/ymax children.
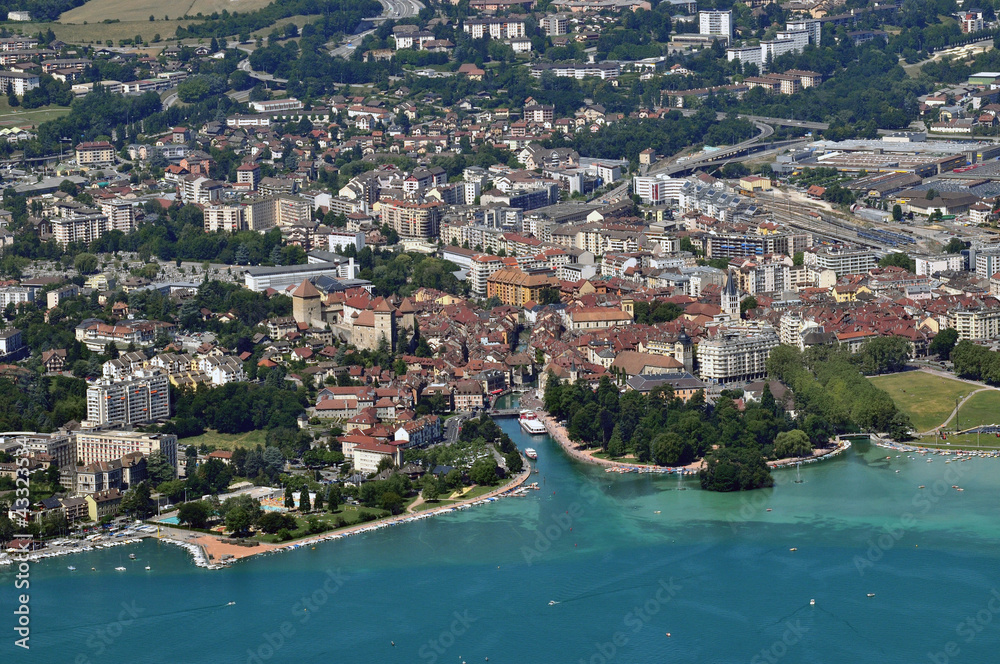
<box><xmin>159</xmin><ymin>516</ymin><xmax>180</xmax><ymax>525</ymax></box>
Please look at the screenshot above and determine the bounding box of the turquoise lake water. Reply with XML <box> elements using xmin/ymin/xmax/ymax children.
<box><xmin>4</xmin><ymin>415</ymin><xmax>1000</xmax><ymax>664</ymax></box>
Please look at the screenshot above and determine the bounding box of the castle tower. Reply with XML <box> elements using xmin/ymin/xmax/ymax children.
<box><xmin>373</xmin><ymin>298</ymin><xmax>398</xmax><ymax>353</ymax></box>
<box><xmin>291</xmin><ymin>279</ymin><xmax>322</xmax><ymax>327</ymax></box>
<box><xmin>398</xmin><ymin>297</ymin><xmax>416</xmax><ymax>331</ymax></box>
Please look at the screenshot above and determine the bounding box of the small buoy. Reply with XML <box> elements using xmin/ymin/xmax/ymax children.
<box><xmin>666</xmin><ymin>632</ymin><xmax>671</xmax><ymax>637</ymax></box>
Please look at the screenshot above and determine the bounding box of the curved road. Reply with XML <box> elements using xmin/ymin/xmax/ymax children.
<box><xmin>328</xmin><ymin>0</ymin><xmax>425</xmax><ymax>58</ymax></box>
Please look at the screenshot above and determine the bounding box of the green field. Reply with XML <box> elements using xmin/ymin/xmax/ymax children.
<box><xmin>179</xmin><ymin>429</ymin><xmax>267</xmax><ymax>451</ymax></box>
<box><xmin>955</xmin><ymin>389</ymin><xmax>1000</xmax><ymax>431</ymax></box>
<box><xmin>18</xmin><ymin>20</ymin><xmax>193</xmax><ymax>43</ymax></box>
<box><xmin>0</xmin><ymin>97</ymin><xmax>71</xmax><ymax>127</ymax></box>
<box><xmin>61</xmin><ymin>0</ymin><xmax>275</xmax><ymax>25</ymax></box>
<box><xmin>871</xmin><ymin>371</ymin><xmax>980</xmax><ymax>433</ymax></box>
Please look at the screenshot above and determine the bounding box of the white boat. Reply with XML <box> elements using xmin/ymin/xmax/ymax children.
<box><xmin>519</xmin><ymin>411</ymin><xmax>546</xmax><ymax>435</ymax></box>
<box><xmin>128</xmin><ymin>553</ymin><xmax>136</xmax><ymax>560</ymax></box>
<box><xmin>115</xmin><ymin>566</ymin><xmax>126</xmax><ymax>571</ymax></box>
<box><xmin>525</xmin><ymin>448</ymin><xmax>538</xmax><ymax>460</ymax></box>
<box><xmin>67</xmin><ymin>566</ymin><xmax>76</xmax><ymax>571</ymax></box>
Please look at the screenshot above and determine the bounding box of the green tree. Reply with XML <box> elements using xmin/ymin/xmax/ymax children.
<box><xmin>858</xmin><ymin>336</ymin><xmax>912</xmax><ymax>375</ymax></box>
<box><xmin>892</xmin><ymin>204</ymin><xmax>903</xmax><ymax>222</ymax></box>
<box><xmin>74</xmin><ymin>253</ymin><xmax>99</xmax><ymax>275</ymax></box>
<box><xmin>120</xmin><ymin>481</ymin><xmax>153</xmax><ymax>518</ymax></box>
<box><xmin>944</xmin><ymin>238</ymin><xmax>966</xmax><ymax>254</ymax></box>
<box><xmin>146</xmin><ymin>451</ymin><xmax>175</xmax><ymax>485</ymax></box>
<box><xmin>284</xmin><ymin>485</ymin><xmax>295</xmax><ymax>508</ymax></box>
<box><xmin>326</xmin><ymin>485</ymin><xmax>341</xmax><ymax>512</ymax></box>
<box><xmin>469</xmin><ymin>458</ymin><xmax>498</xmax><ymax>486</ymax></box>
<box><xmin>773</xmin><ymin>429</ymin><xmax>812</xmax><ymax>458</ymax></box>
<box><xmin>929</xmin><ymin>328</ymin><xmax>959</xmax><ymax>360</ymax></box>
<box><xmin>878</xmin><ymin>253</ymin><xmax>915</xmax><ymax>272</ymax></box>
<box><xmin>298</xmin><ymin>488</ymin><xmax>311</xmax><ymax>512</ymax></box>
<box><xmin>177</xmin><ymin>500</ymin><xmax>213</xmax><ymax>528</ymax></box>
<box><xmin>379</xmin><ymin>491</ymin><xmax>404</xmax><ymax>514</ymax></box>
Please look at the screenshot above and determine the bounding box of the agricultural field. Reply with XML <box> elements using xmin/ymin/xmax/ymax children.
<box><xmin>60</xmin><ymin>0</ymin><xmax>276</xmax><ymax>24</ymax></box>
<box><xmin>870</xmin><ymin>370</ymin><xmax>979</xmax><ymax>433</ymax></box>
<box><xmin>19</xmin><ymin>20</ymin><xmax>191</xmax><ymax>43</ymax></box>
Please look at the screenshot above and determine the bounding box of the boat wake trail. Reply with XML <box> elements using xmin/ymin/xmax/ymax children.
<box><xmin>35</xmin><ymin>602</ymin><xmax>234</xmax><ymax>635</ymax></box>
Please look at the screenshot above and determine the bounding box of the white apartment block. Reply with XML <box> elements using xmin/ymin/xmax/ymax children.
<box><xmin>463</xmin><ymin>18</ymin><xmax>526</xmax><ymax>39</ymax></box>
<box><xmin>100</xmin><ymin>199</ymin><xmax>136</xmax><ymax>234</ymax></box>
<box><xmin>204</xmin><ymin>204</ymin><xmax>245</xmax><ymax>233</ymax></box>
<box><xmin>75</xmin><ymin>429</ymin><xmax>178</xmax><ymax>470</ymax></box>
<box><xmin>51</xmin><ymin>213</ymin><xmax>108</xmax><ymax>248</ymax></box>
<box><xmin>914</xmin><ymin>254</ymin><xmax>964</xmax><ymax>276</ymax></box>
<box><xmin>786</xmin><ymin>19</ymin><xmax>821</xmax><ymax>45</ymax></box>
<box><xmin>85</xmin><ymin>369</ymin><xmax>170</xmax><ymax>426</ymax></box>
<box><xmin>727</xmin><ymin>45</ymin><xmax>763</xmax><ymax>71</ymax></box>
<box><xmin>0</xmin><ymin>286</ymin><xmax>33</xmax><ymax>308</ymax></box>
<box><xmin>696</xmin><ymin>330</ymin><xmax>780</xmax><ymax>384</ymax></box>
<box><xmin>329</xmin><ymin>230</ymin><xmax>366</xmax><ymax>253</ymax></box>
<box><xmin>699</xmin><ymin>10</ymin><xmax>732</xmax><ymax>39</ymax></box>
<box><xmin>811</xmin><ymin>246</ymin><xmax>876</xmax><ymax>277</ymax></box>
<box><xmin>975</xmin><ymin>248</ymin><xmax>1000</xmax><ymax>278</ymax></box>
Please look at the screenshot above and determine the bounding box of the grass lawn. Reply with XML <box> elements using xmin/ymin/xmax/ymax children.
<box><xmin>915</xmin><ymin>433</ymin><xmax>1000</xmax><ymax>451</ymax></box>
<box><xmin>0</xmin><ymin>97</ymin><xmax>71</xmax><ymax>127</ymax></box>
<box><xmin>871</xmin><ymin>371</ymin><xmax>979</xmax><ymax>433</ymax></box>
<box><xmin>413</xmin><ymin>499</ymin><xmax>457</xmax><ymax>511</ymax></box>
<box><xmin>179</xmin><ymin>429</ymin><xmax>267</xmax><ymax>451</ymax></box>
<box><xmin>955</xmin><ymin>390</ymin><xmax>1000</xmax><ymax>430</ymax></box>
<box><xmin>253</xmin><ymin>505</ymin><xmax>389</xmax><ymax>543</ymax></box>
<box><xmin>441</xmin><ymin>484</ymin><xmax>496</xmax><ymax>501</ymax></box>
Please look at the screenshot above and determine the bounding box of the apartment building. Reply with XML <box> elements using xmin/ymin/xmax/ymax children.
<box><xmin>379</xmin><ymin>198</ymin><xmax>442</xmax><ymax>239</ymax></box>
<box><xmin>486</xmin><ymin>267</ymin><xmax>559</xmax><ymax>307</ymax></box>
<box><xmin>204</xmin><ymin>203</ymin><xmax>245</xmax><ymax>232</ymax></box>
<box><xmin>86</xmin><ymin>369</ymin><xmax>170</xmax><ymax>426</ymax></box>
<box><xmin>0</xmin><ymin>431</ymin><xmax>75</xmax><ymax>469</ymax></box>
<box><xmin>75</xmin><ymin>141</ymin><xmax>115</xmax><ymax>165</ymax></box>
<box><xmin>811</xmin><ymin>246</ymin><xmax>877</xmax><ymax>277</ymax></box>
<box><xmin>696</xmin><ymin>330</ymin><xmax>780</xmax><ymax>384</ymax></box>
<box><xmin>948</xmin><ymin>308</ymin><xmax>1000</xmax><ymax>340</ymax></box>
<box><xmin>699</xmin><ymin>10</ymin><xmax>732</xmax><ymax>39</ymax></box>
<box><xmin>51</xmin><ymin>213</ymin><xmax>108</xmax><ymax>247</ymax></box>
<box><xmin>75</xmin><ymin>429</ymin><xmax>178</xmax><ymax>470</ymax></box>
<box><xmin>100</xmin><ymin>199</ymin><xmax>136</xmax><ymax>234</ymax></box>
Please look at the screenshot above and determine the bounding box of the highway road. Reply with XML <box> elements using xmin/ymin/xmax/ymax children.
<box><xmin>649</xmin><ymin>121</ymin><xmax>776</xmax><ymax>176</ymax></box>
<box><xmin>328</xmin><ymin>0</ymin><xmax>425</xmax><ymax>58</ymax></box>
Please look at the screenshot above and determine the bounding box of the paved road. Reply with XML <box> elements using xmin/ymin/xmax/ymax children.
<box><xmin>328</xmin><ymin>0</ymin><xmax>425</xmax><ymax>58</ymax></box>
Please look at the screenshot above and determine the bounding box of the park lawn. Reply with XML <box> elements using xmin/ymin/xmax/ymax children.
<box><xmin>0</xmin><ymin>97</ymin><xmax>71</xmax><ymax>126</ymax></box>
<box><xmin>870</xmin><ymin>371</ymin><xmax>978</xmax><ymax>433</ymax></box>
<box><xmin>179</xmin><ymin>429</ymin><xmax>267</xmax><ymax>451</ymax></box>
<box><xmin>915</xmin><ymin>433</ymin><xmax>1000</xmax><ymax>451</ymax></box>
<box><xmin>413</xmin><ymin>499</ymin><xmax>457</xmax><ymax>511</ymax></box>
<box><xmin>253</xmin><ymin>505</ymin><xmax>389</xmax><ymax>542</ymax></box>
<box><xmin>956</xmin><ymin>390</ymin><xmax>1000</xmax><ymax>430</ymax></box>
